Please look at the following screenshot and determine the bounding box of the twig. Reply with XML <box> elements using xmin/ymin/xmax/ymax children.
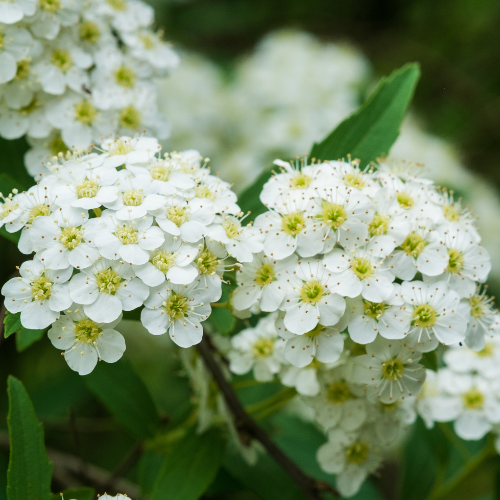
<box><xmin>101</xmin><ymin>441</ymin><xmax>144</xmax><ymax>492</ymax></box>
<box><xmin>0</xmin><ymin>431</ymin><xmax>139</xmax><ymax>497</ymax></box>
<box><xmin>196</xmin><ymin>335</ymin><xmax>339</xmax><ymax>500</ymax></box>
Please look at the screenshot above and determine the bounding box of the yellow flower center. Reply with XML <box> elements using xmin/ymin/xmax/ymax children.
<box><xmin>116</xmin><ymin>225</ymin><xmax>138</xmax><ymax>245</ymax></box>
<box><xmin>380</xmin><ymin>401</ymin><xmax>399</xmax><ymax>413</ymax></box>
<box><xmin>108</xmin><ymin>139</ymin><xmax>134</xmax><ymax>156</ymax></box>
<box><xmin>151</xmin><ymin>165</ymin><xmax>171</xmax><ymax>182</ymax></box>
<box><xmin>252</xmin><ymin>338</ymin><xmax>274</xmax><ymax>358</ymax></box>
<box><xmin>165</xmin><ymin>293</ymin><xmax>189</xmax><ymax>320</ymax></box>
<box><xmin>28</xmin><ymin>204</ymin><xmax>50</xmax><ymax>224</ymax></box>
<box><xmin>15</xmin><ymin>58</ymin><xmax>31</xmax><ymax>80</ymax></box>
<box><xmin>20</xmin><ymin>97</ymin><xmax>39</xmax><ymax>115</ymax></box>
<box><xmin>364</xmin><ymin>300</ymin><xmax>386</xmax><ymax>320</ymax></box>
<box><xmin>470</xmin><ymin>295</ymin><xmax>485</xmax><ymax>319</ymax></box>
<box><xmin>400</xmin><ymin>232</ymin><xmax>426</xmax><ymax>257</ymax></box>
<box><xmin>106</xmin><ymin>0</ymin><xmax>126</xmax><ymax>10</ymax></box>
<box><xmin>462</xmin><ymin>388</ymin><xmax>484</xmax><ymax>410</ymax></box>
<box><xmin>31</xmin><ymin>276</ymin><xmax>52</xmax><ymax>301</ymax></box>
<box><xmin>79</xmin><ymin>20</ymin><xmax>101</xmax><ymax>44</ymax></box>
<box><xmin>95</xmin><ymin>269</ymin><xmax>121</xmax><ymax>294</ymax></box>
<box><xmin>300</xmin><ymin>280</ymin><xmax>324</xmax><ymax>304</ymax></box>
<box><xmin>122</xmin><ymin>189</ymin><xmax>143</xmax><ymax>207</ymax></box>
<box><xmin>320</xmin><ymin>202</ymin><xmax>346</xmax><ymax>229</ymax></box>
<box><xmin>74</xmin><ymin>319</ymin><xmax>100</xmax><ymax>344</ymax></box>
<box><xmin>351</xmin><ymin>258</ymin><xmax>373</xmax><ymax>280</ymax></box>
<box><xmin>119</xmin><ymin>106</ymin><xmax>141</xmax><ymax>129</ymax></box>
<box><xmin>344</xmin><ymin>173</ymin><xmax>365</xmax><ymax>189</ymax></box>
<box><xmin>74</xmin><ymin>101</ymin><xmax>96</xmax><ymax>125</ymax></box>
<box><xmin>368</xmin><ymin>214</ymin><xmax>390</xmax><ymax>237</ymax></box>
<box><xmin>139</xmin><ymin>34</ymin><xmax>155</xmax><ymax>50</ymax></box>
<box><xmin>397</xmin><ymin>192</ymin><xmax>414</xmax><ymax>209</ymax></box>
<box><xmin>151</xmin><ymin>251</ymin><xmax>176</xmax><ymax>273</ymax></box>
<box><xmin>413</xmin><ymin>304</ymin><xmax>436</xmax><ymax>328</ymax></box>
<box><xmin>255</xmin><ymin>264</ymin><xmax>274</xmax><ymax>286</ymax></box>
<box><xmin>51</xmin><ymin>49</ymin><xmax>73</xmax><ymax>71</ymax></box>
<box><xmin>197</xmin><ymin>250</ymin><xmax>219</xmax><ymax>275</ymax></box>
<box><xmin>443</xmin><ymin>204</ymin><xmax>460</xmax><ymax>222</ymax></box>
<box><xmin>76</xmin><ymin>179</ymin><xmax>99</xmax><ymax>199</ymax></box>
<box><xmin>60</xmin><ymin>226</ymin><xmax>83</xmax><ymax>249</ymax></box>
<box><xmin>327</xmin><ymin>380</ymin><xmax>353</xmax><ymax>403</ymax></box>
<box><xmin>345</xmin><ymin>441</ymin><xmax>370</xmax><ymax>464</ymax></box>
<box><xmin>49</xmin><ymin>134</ymin><xmax>68</xmax><ymax>156</ymax></box>
<box><xmin>291</xmin><ymin>173</ymin><xmax>311</xmax><ymax>189</ymax></box>
<box><xmin>447</xmin><ymin>248</ymin><xmax>464</xmax><ymax>274</ymax></box>
<box><xmin>223</xmin><ymin>218</ymin><xmax>240</xmax><ymax>239</ymax></box>
<box><xmin>194</xmin><ymin>185</ymin><xmax>216</xmax><ymax>201</ymax></box>
<box><xmin>115</xmin><ymin>66</ymin><xmax>136</xmax><ymax>88</ymax></box>
<box><xmin>381</xmin><ymin>358</ymin><xmax>405</xmax><ymax>381</ymax></box>
<box><xmin>282</xmin><ymin>212</ymin><xmax>305</xmax><ymax>236</ymax></box>
<box><xmin>40</xmin><ymin>0</ymin><xmax>60</xmax><ymax>12</ymax></box>
<box><xmin>167</xmin><ymin>206</ymin><xmax>189</xmax><ymax>227</ymax></box>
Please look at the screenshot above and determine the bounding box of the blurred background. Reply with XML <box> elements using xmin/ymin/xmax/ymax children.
<box><xmin>1</xmin><ymin>0</ymin><xmax>500</xmax><ymax>498</ymax></box>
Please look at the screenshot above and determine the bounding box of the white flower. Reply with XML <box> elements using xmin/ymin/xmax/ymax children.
<box><xmin>45</xmin><ymin>92</ymin><xmax>116</xmax><ymax>150</ymax></box>
<box><xmin>29</xmin><ymin>206</ymin><xmax>99</xmax><ymax>269</ymax></box>
<box><xmin>24</xmin><ymin>132</ymin><xmax>69</xmax><ymax>178</ymax></box>
<box><xmin>328</xmin><ymin>159</ymin><xmax>379</xmax><ymax>196</ymax></box>
<box><xmin>423</xmin><ymin>224</ymin><xmax>491</xmax><ymax>298</ymax></box>
<box><xmin>141</xmin><ymin>281</ymin><xmax>211</xmax><ymax>347</ymax></box>
<box><xmin>431</xmin><ymin>370</ymin><xmax>500</xmax><ymax>440</ymax></box>
<box><xmin>323</xmin><ymin>246</ymin><xmax>395</xmax><ymax>303</ymax></box>
<box><xmin>279</xmin><ymin>259</ymin><xmax>346</xmax><ymax>335</ymax></box>
<box><xmin>415</xmin><ymin>369</ymin><xmax>440</xmax><ymax>429</ymax></box>
<box><xmin>192</xmin><ymin>239</ymin><xmax>228</xmax><ymax>302</ymax></box>
<box><xmin>1</xmin><ymin>257</ymin><xmax>72</xmax><ymax>329</ymax></box>
<box><xmin>48</xmin><ymin>305</ymin><xmax>125</xmax><ymax>375</ymax></box>
<box><xmin>316</xmin><ymin>427</ymin><xmax>382</xmax><ymax>497</ymax></box>
<box><xmin>228</xmin><ymin>313</ymin><xmax>282</xmax><ymax>381</ymax></box>
<box><xmin>26</xmin><ymin>0</ymin><xmax>80</xmax><ymax>41</ymax></box>
<box><xmin>231</xmin><ymin>251</ymin><xmax>297</xmax><ymax>312</ymax></box>
<box><xmin>193</xmin><ymin>171</ymin><xmax>240</xmax><ymax>214</ymax></box>
<box><xmin>0</xmin><ymin>25</ymin><xmax>34</xmax><ymax>84</ymax></box>
<box><xmin>152</xmin><ymin>195</ymin><xmax>214</xmax><ymax>243</ymax></box>
<box><xmin>346</xmin><ymin>284</ymin><xmax>412</xmax><ymax>344</ymax></box>
<box><xmin>280</xmin><ymin>361</ymin><xmax>321</xmax><ymax>396</ymax></box>
<box><xmin>207</xmin><ymin>215</ymin><xmax>263</xmax><ymax>263</ymax></box>
<box><xmin>387</xmin><ymin>223</ymin><xmax>449</xmax><ymax>281</ymax></box>
<box><xmin>307</xmin><ymin>185</ymin><xmax>373</xmax><ymax>252</ymax></box>
<box><xmin>401</xmin><ymin>280</ymin><xmax>467</xmax><ymax>352</ymax></box>
<box><xmin>133</xmin><ymin>233</ymin><xmax>198</xmax><ymax>287</ymax></box>
<box><xmin>100</xmin><ymin>135</ymin><xmax>160</xmax><ymax>169</ymax></box>
<box><xmin>352</xmin><ymin>336</ymin><xmax>425</xmax><ymax>403</ymax></box>
<box><xmin>96</xmin><ymin>0</ymin><xmax>154</xmax><ymax>34</ymax></box>
<box><xmin>91</xmin><ymin>210</ymin><xmax>165</xmax><ymax>265</ymax></box>
<box><xmin>104</xmin><ymin>169</ymin><xmax>166</xmax><ymax>220</ymax></box>
<box><xmin>69</xmin><ymin>258</ymin><xmax>149</xmax><ymax>323</ymax></box>
<box><xmin>460</xmin><ymin>289</ymin><xmax>500</xmax><ymax>350</ymax></box>
<box><xmin>33</xmin><ymin>36</ymin><xmax>92</xmax><ymax>95</ymax></box>
<box><xmin>306</xmin><ymin>366</ymin><xmax>367</xmax><ymax>432</ymax></box>
<box><xmin>0</xmin><ymin>0</ymin><xmax>36</xmax><ymax>24</ymax></box>
<box><xmin>254</xmin><ymin>202</ymin><xmax>323</xmax><ymax>259</ymax></box>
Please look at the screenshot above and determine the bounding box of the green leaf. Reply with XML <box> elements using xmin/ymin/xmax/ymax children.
<box><xmin>15</xmin><ymin>328</ymin><xmax>45</xmax><ymax>352</ymax></box>
<box><xmin>151</xmin><ymin>428</ymin><xmax>226</xmax><ymax>500</ymax></box>
<box><xmin>7</xmin><ymin>376</ymin><xmax>52</xmax><ymax>500</ymax></box>
<box><xmin>85</xmin><ymin>359</ymin><xmax>161</xmax><ymax>439</ymax></box>
<box><xmin>224</xmin><ymin>454</ymin><xmax>304</xmax><ymax>500</ymax></box>
<box><xmin>4</xmin><ymin>312</ymin><xmax>22</xmax><ymax>339</ymax></box>
<box><xmin>237</xmin><ymin>167</ymin><xmax>276</xmax><ymax>223</ymax></box>
<box><xmin>310</xmin><ymin>63</ymin><xmax>420</xmax><ymax>164</ymax></box>
<box><xmin>50</xmin><ymin>488</ymin><xmax>95</xmax><ymax>500</ymax></box>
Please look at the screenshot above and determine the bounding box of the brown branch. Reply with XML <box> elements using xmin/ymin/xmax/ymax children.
<box><xmin>0</xmin><ymin>431</ymin><xmax>139</xmax><ymax>497</ymax></box>
<box><xmin>196</xmin><ymin>335</ymin><xmax>339</xmax><ymax>500</ymax></box>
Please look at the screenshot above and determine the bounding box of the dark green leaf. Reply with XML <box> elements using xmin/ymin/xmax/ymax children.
<box><xmin>15</xmin><ymin>328</ymin><xmax>45</xmax><ymax>352</ymax></box>
<box><xmin>237</xmin><ymin>167</ymin><xmax>275</xmax><ymax>223</ymax></box>
<box><xmin>4</xmin><ymin>312</ymin><xmax>22</xmax><ymax>339</ymax></box>
<box><xmin>138</xmin><ymin>449</ymin><xmax>165</xmax><ymax>496</ymax></box>
<box><xmin>51</xmin><ymin>488</ymin><xmax>95</xmax><ymax>500</ymax></box>
<box><xmin>224</xmin><ymin>453</ymin><xmax>304</xmax><ymax>500</ymax></box>
<box><xmin>7</xmin><ymin>376</ymin><xmax>52</xmax><ymax>500</ymax></box>
<box><xmin>0</xmin><ymin>450</ymin><xmax>8</xmax><ymax>500</ymax></box>
<box><xmin>151</xmin><ymin>428</ymin><xmax>226</xmax><ymax>500</ymax></box>
<box><xmin>421</xmin><ymin>349</ymin><xmax>438</xmax><ymax>371</ymax></box>
<box><xmin>0</xmin><ymin>137</ymin><xmax>32</xmax><ymax>188</ymax></box>
<box><xmin>310</xmin><ymin>63</ymin><xmax>420</xmax><ymax>164</ymax></box>
<box><xmin>0</xmin><ymin>226</ymin><xmax>20</xmax><ymax>244</ymax></box>
<box><xmin>209</xmin><ymin>286</ymin><xmax>237</xmax><ymax>335</ymax></box>
<box><xmin>85</xmin><ymin>359</ymin><xmax>161</xmax><ymax>439</ymax></box>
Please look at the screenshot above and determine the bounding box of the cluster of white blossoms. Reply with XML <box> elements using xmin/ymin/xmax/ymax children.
<box><xmin>0</xmin><ymin>135</ymin><xmax>261</xmax><ymax>375</ymax></box>
<box><xmin>0</xmin><ymin>0</ymin><xmax>178</xmax><ymax>176</ymax></box>
<box><xmin>222</xmin><ymin>156</ymin><xmax>499</xmax><ymax>497</ymax></box>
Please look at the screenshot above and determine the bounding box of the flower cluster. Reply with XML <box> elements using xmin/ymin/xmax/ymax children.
<box><xmin>0</xmin><ymin>0</ymin><xmax>178</xmax><ymax>177</ymax></box>
<box><xmin>1</xmin><ymin>135</ymin><xmax>259</xmax><ymax>375</ymax></box>
<box><xmin>223</xmin><ymin>156</ymin><xmax>498</xmax><ymax>496</ymax></box>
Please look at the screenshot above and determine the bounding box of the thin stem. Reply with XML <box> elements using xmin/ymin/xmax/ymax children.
<box><xmin>438</xmin><ymin>422</ymin><xmax>470</xmax><ymax>461</ymax></box>
<box><xmin>210</xmin><ymin>301</ymin><xmax>229</xmax><ymax>309</ymax></box>
<box><xmin>196</xmin><ymin>335</ymin><xmax>339</xmax><ymax>500</ymax></box>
